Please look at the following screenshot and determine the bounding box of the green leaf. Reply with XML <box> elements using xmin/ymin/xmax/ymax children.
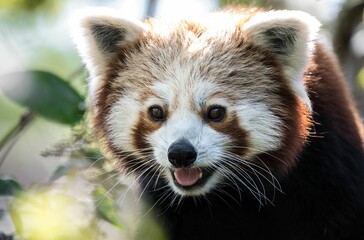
<box><xmin>93</xmin><ymin>186</ymin><xmax>123</xmax><ymax>230</ymax></box>
<box><xmin>134</xmin><ymin>211</ymin><xmax>167</xmax><ymax>240</ymax></box>
<box><xmin>0</xmin><ymin>179</ymin><xmax>23</xmax><ymax>196</ymax></box>
<box><xmin>0</xmin><ymin>70</ymin><xmax>85</xmax><ymax>125</ymax></box>
<box><xmin>357</xmin><ymin>67</ymin><xmax>364</xmax><ymax>90</ymax></box>
<box><xmin>0</xmin><ymin>209</ymin><xmax>5</xmax><ymax>220</ymax></box>
<box><xmin>219</xmin><ymin>0</ymin><xmax>267</xmax><ymax>7</ymax></box>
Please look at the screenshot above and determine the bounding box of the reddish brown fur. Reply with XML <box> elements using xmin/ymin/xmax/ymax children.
<box><xmin>132</xmin><ymin>111</ymin><xmax>164</xmax><ymax>151</ymax></box>
<box><xmin>91</xmin><ymin>44</ymin><xmax>138</xmax><ymax>160</ymax></box>
<box><xmin>209</xmin><ymin>112</ymin><xmax>251</xmax><ymax>156</ymax></box>
<box><xmin>304</xmin><ymin>44</ymin><xmax>364</xmax><ymax>145</ymax></box>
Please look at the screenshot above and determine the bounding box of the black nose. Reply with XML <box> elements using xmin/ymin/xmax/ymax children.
<box><xmin>168</xmin><ymin>139</ymin><xmax>197</xmax><ymax>168</ymax></box>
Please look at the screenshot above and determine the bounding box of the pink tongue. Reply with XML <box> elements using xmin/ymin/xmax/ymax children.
<box><xmin>174</xmin><ymin>168</ymin><xmax>202</xmax><ymax>186</ymax></box>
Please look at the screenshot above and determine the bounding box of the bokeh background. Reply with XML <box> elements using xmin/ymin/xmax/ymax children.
<box><xmin>0</xmin><ymin>0</ymin><xmax>363</xmax><ymax>239</ymax></box>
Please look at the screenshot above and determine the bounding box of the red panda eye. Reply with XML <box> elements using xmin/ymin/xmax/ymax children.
<box><xmin>207</xmin><ymin>106</ymin><xmax>225</xmax><ymax>122</ymax></box>
<box><xmin>149</xmin><ymin>105</ymin><xmax>165</xmax><ymax>121</ymax></box>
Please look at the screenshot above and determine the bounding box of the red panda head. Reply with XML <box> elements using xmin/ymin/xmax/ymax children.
<box><xmin>70</xmin><ymin>7</ymin><xmax>319</xmax><ymax>197</ymax></box>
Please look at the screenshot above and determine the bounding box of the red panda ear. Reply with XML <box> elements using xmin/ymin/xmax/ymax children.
<box><xmin>243</xmin><ymin>10</ymin><xmax>320</xmax><ymax>112</ymax></box>
<box><xmin>69</xmin><ymin>7</ymin><xmax>145</xmax><ymax>96</ymax></box>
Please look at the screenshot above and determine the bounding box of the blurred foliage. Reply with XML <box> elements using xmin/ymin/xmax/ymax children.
<box><xmin>0</xmin><ymin>71</ymin><xmax>85</xmax><ymax>125</ymax></box>
<box><xmin>0</xmin><ymin>179</ymin><xmax>23</xmax><ymax>196</ymax></box>
<box><xmin>358</xmin><ymin>68</ymin><xmax>364</xmax><ymax>90</ymax></box>
<box><xmin>9</xmin><ymin>189</ymin><xmax>99</xmax><ymax>240</ymax></box>
<box><xmin>219</xmin><ymin>0</ymin><xmax>269</xmax><ymax>7</ymax></box>
<box><xmin>41</xmin><ymin>117</ymin><xmax>101</xmax><ymax>162</ymax></box>
<box><xmin>94</xmin><ymin>186</ymin><xmax>124</xmax><ymax>231</ymax></box>
<box><xmin>0</xmin><ymin>0</ymin><xmax>57</xmax><ymax>11</ymax></box>
<box><xmin>0</xmin><ymin>0</ymin><xmax>64</xmax><ymax>18</ymax></box>
<box><xmin>0</xmin><ymin>111</ymin><xmax>35</xmax><ymax>168</ymax></box>
<box><xmin>134</xmin><ymin>207</ymin><xmax>167</xmax><ymax>240</ymax></box>
<box><xmin>27</xmin><ymin>48</ymin><xmax>86</xmax><ymax>90</ymax></box>
<box><xmin>333</xmin><ymin>1</ymin><xmax>364</xmax><ymax>116</ymax></box>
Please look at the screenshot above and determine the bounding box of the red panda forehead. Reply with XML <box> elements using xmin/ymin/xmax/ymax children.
<box><xmin>136</xmin><ymin>17</ymin><xmax>280</xmax><ymax>76</ymax></box>
<box><xmin>122</xmin><ymin>39</ymin><xmax>282</xmax><ymax>104</ymax></box>
<box><xmin>146</xmin><ymin>80</ymin><xmax>233</xmax><ymax>112</ymax></box>
<box><xmin>127</xmin><ymin>27</ymin><xmax>276</xmax><ymax>82</ymax></box>
<box><xmin>139</xmin><ymin>14</ymin><xmax>251</xmax><ymax>56</ymax></box>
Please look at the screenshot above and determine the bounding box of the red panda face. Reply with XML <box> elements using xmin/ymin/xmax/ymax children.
<box><xmin>105</xmin><ymin>42</ymin><xmax>289</xmax><ymax>196</ymax></box>
<box><xmin>70</xmin><ymin>8</ymin><xmax>318</xmax><ymax>197</ymax></box>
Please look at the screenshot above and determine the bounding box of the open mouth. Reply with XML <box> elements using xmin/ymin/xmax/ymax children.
<box><xmin>170</xmin><ymin>167</ymin><xmax>215</xmax><ymax>190</ymax></box>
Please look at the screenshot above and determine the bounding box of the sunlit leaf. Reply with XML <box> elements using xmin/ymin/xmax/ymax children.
<box><xmin>93</xmin><ymin>186</ymin><xmax>123</xmax><ymax>230</ymax></box>
<box><xmin>0</xmin><ymin>179</ymin><xmax>23</xmax><ymax>196</ymax></box>
<box><xmin>0</xmin><ymin>71</ymin><xmax>85</xmax><ymax>125</ymax></box>
<box><xmin>49</xmin><ymin>165</ymin><xmax>72</xmax><ymax>182</ymax></box>
<box><xmin>0</xmin><ymin>209</ymin><xmax>5</xmax><ymax>220</ymax></box>
<box><xmin>9</xmin><ymin>189</ymin><xmax>98</xmax><ymax>240</ymax></box>
<box><xmin>134</xmin><ymin>204</ymin><xmax>167</xmax><ymax>240</ymax></box>
<box><xmin>0</xmin><ymin>0</ymin><xmax>63</xmax><ymax>14</ymax></box>
<box><xmin>357</xmin><ymin>67</ymin><xmax>364</xmax><ymax>90</ymax></box>
<box><xmin>0</xmin><ymin>0</ymin><xmax>46</xmax><ymax>11</ymax></box>
<box><xmin>219</xmin><ymin>0</ymin><xmax>268</xmax><ymax>7</ymax></box>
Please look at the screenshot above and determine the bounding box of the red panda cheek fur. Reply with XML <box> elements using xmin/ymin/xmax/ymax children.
<box><xmin>233</xmin><ymin>41</ymin><xmax>312</xmax><ymax>175</ymax></box>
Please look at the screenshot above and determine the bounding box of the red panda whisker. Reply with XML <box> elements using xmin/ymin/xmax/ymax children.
<box><xmin>254</xmin><ymin>156</ymin><xmax>282</xmax><ymax>190</ymax></box>
<box><xmin>216</xmin><ymin>153</ymin><xmax>279</xmax><ymax>205</ymax></box>
<box><xmin>136</xmin><ymin>165</ymin><xmax>164</xmax><ymax>206</ymax></box>
<box><xmin>93</xmin><ymin>177</ymin><xmax>123</xmax><ymax>211</ymax></box>
<box><xmin>97</xmin><ymin>171</ymin><xmax>122</xmax><ymax>185</ymax></box>
<box><xmin>84</xmin><ymin>163</ymin><xmax>118</xmax><ymax>179</ymax></box>
<box><xmin>219</xmin><ymin>152</ymin><xmax>266</xmax><ymax>179</ymax></box>
<box><xmin>85</xmin><ymin>155</ymin><xmax>107</xmax><ymax>170</ymax></box>
<box><xmin>216</xmin><ymin>186</ymin><xmax>242</xmax><ymax>207</ymax></box>
<box><xmin>118</xmin><ymin>166</ymin><xmax>169</xmax><ymax>209</ymax></box>
<box><xmin>123</xmin><ymin>158</ymin><xmax>159</xmax><ymax>180</ymax></box>
<box><xmin>237</xmin><ymin>157</ymin><xmax>281</xmax><ymax>193</ymax></box>
<box><xmin>210</xmin><ymin>162</ymin><xmax>243</xmax><ymax>202</ymax></box>
<box><xmin>118</xmin><ymin>161</ymin><xmax>159</xmax><ymax>208</ymax></box>
<box><xmin>169</xmin><ymin>191</ymin><xmax>182</xmax><ymax>210</ymax></box>
<box><xmin>226</xmin><ymin>144</ymin><xmax>289</xmax><ymax>167</ymax></box>
<box><xmin>212</xmin><ymin>160</ymin><xmax>268</xmax><ymax>205</ymax></box>
<box><xmin>152</xmin><ymin>166</ymin><xmax>167</xmax><ymax>190</ymax></box>
<box><xmin>220</xmin><ymin>150</ymin><xmax>282</xmax><ymax>188</ymax></box>
<box><xmin>120</xmin><ymin>156</ymin><xmax>158</xmax><ymax>183</ymax></box>
<box><xmin>142</xmin><ymin>189</ymin><xmax>175</xmax><ymax>218</ymax></box>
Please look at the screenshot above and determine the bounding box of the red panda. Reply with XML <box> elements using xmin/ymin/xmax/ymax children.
<box><xmin>70</xmin><ymin>6</ymin><xmax>364</xmax><ymax>240</ymax></box>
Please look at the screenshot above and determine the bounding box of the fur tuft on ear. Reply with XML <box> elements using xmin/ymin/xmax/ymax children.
<box><xmin>69</xmin><ymin>7</ymin><xmax>146</xmax><ymax>96</ymax></box>
<box><xmin>243</xmin><ymin>10</ymin><xmax>321</xmax><ymax>112</ymax></box>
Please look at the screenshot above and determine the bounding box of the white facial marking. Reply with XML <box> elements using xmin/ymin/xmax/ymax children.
<box><xmin>234</xmin><ymin>100</ymin><xmax>283</xmax><ymax>158</ymax></box>
<box><xmin>150</xmin><ymin>82</ymin><xmax>173</xmax><ymax>104</ymax></box>
<box><xmin>193</xmin><ymin>81</ymin><xmax>227</xmax><ymax>107</ymax></box>
<box><xmin>107</xmin><ymin>93</ymin><xmax>141</xmax><ymax>152</ymax></box>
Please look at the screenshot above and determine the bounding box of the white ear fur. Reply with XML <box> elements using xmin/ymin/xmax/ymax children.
<box><xmin>69</xmin><ymin>7</ymin><xmax>146</xmax><ymax>97</ymax></box>
<box><xmin>243</xmin><ymin>10</ymin><xmax>321</xmax><ymax>112</ymax></box>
